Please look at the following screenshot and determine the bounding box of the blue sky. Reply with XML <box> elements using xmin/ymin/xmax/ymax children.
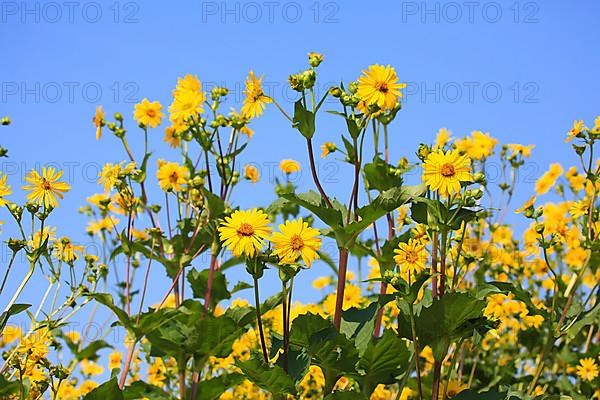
<box><xmin>1</xmin><ymin>0</ymin><xmax>599</xmax><ymax>351</ymax></box>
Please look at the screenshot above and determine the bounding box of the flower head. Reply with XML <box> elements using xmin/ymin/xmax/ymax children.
<box><xmin>423</xmin><ymin>149</ymin><xmax>472</xmax><ymax>197</ymax></box>
<box><xmin>576</xmin><ymin>358</ymin><xmax>599</xmax><ymax>382</ymax></box>
<box><xmin>0</xmin><ymin>174</ymin><xmax>12</xmax><ymax>206</ymax></box>
<box><xmin>23</xmin><ymin>167</ymin><xmax>71</xmax><ymax>208</ymax></box>
<box><xmin>157</xmin><ymin>160</ymin><xmax>189</xmax><ymax>192</ymax></box>
<box><xmin>279</xmin><ymin>159</ymin><xmax>301</xmax><ymax>175</ymax></box>
<box><xmin>321</xmin><ymin>142</ymin><xmax>337</xmax><ymax>158</ymax></box>
<box><xmin>54</xmin><ymin>237</ymin><xmax>84</xmax><ymax>263</ymax></box>
<box><xmin>134</xmin><ymin>98</ymin><xmax>165</xmax><ymax>128</ymax></box>
<box><xmin>93</xmin><ymin>106</ymin><xmax>105</xmax><ymax>140</ymax></box>
<box><xmin>357</xmin><ymin>64</ymin><xmax>405</xmax><ymax>111</ymax></box>
<box><xmin>271</xmin><ymin>218</ymin><xmax>321</xmax><ymax>266</ymax></box>
<box><xmin>241</xmin><ymin>71</ymin><xmax>272</xmax><ymax>119</ymax></box>
<box><xmin>566</xmin><ymin>120</ymin><xmax>585</xmax><ymax>142</ymax></box>
<box><xmin>218</xmin><ymin>209</ymin><xmax>272</xmax><ymax>258</ymax></box>
<box><xmin>244</xmin><ymin>165</ymin><xmax>260</xmax><ymax>183</ymax></box>
<box><xmin>394</xmin><ymin>238</ymin><xmax>428</xmax><ymax>276</ymax></box>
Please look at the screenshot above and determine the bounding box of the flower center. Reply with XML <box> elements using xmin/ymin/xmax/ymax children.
<box><xmin>146</xmin><ymin>109</ymin><xmax>157</xmax><ymax>118</ymax></box>
<box><xmin>375</xmin><ymin>82</ymin><xmax>389</xmax><ymax>93</ymax></box>
<box><xmin>41</xmin><ymin>179</ymin><xmax>52</xmax><ymax>191</ymax></box>
<box><xmin>440</xmin><ymin>163</ymin><xmax>456</xmax><ymax>177</ymax></box>
<box><xmin>237</xmin><ymin>222</ymin><xmax>255</xmax><ymax>237</ymax></box>
<box><xmin>289</xmin><ymin>234</ymin><xmax>304</xmax><ymax>251</ymax></box>
<box><xmin>405</xmin><ymin>250</ymin><xmax>419</xmax><ymax>264</ymax></box>
<box><xmin>169</xmin><ymin>171</ymin><xmax>179</xmax><ymax>183</ymax></box>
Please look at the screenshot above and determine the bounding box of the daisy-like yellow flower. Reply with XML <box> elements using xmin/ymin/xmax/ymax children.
<box><xmin>92</xmin><ymin>106</ymin><xmax>105</xmax><ymax>140</ymax></box>
<box><xmin>133</xmin><ymin>98</ymin><xmax>165</xmax><ymax>128</ymax></box>
<box><xmin>357</xmin><ymin>64</ymin><xmax>406</xmax><ymax>111</ymax></box>
<box><xmin>23</xmin><ymin>167</ymin><xmax>71</xmax><ymax>208</ymax></box>
<box><xmin>108</xmin><ymin>350</ymin><xmax>122</xmax><ymax>370</ymax></box>
<box><xmin>434</xmin><ymin>128</ymin><xmax>451</xmax><ymax>150</ymax></box>
<box><xmin>156</xmin><ymin>160</ymin><xmax>189</xmax><ymax>192</ymax></box>
<box><xmin>506</xmin><ymin>143</ymin><xmax>534</xmax><ymax>158</ymax></box>
<box><xmin>87</xmin><ymin>216</ymin><xmax>120</xmax><ymax>235</ymax></box>
<box><xmin>54</xmin><ymin>237</ymin><xmax>83</xmax><ymax>263</ymax></box>
<box><xmin>173</xmin><ymin>74</ymin><xmax>201</xmax><ymax>96</ymax></box>
<box><xmin>393</xmin><ymin>238</ymin><xmax>428</xmax><ymax>276</ymax></box>
<box><xmin>164</xmin><ymin>119</ymin><xmax>186</xmax><ymax>148</ymax></box>
<box><xmin>566</xmin><ymin>119</ymin><xmax>585</xmax><ymax>142</ymax></box>
<box><xmin>218</xmin><ymin>209</ymin><xmax>272</xmax><ymax>258</ymax></box>
<box><xmin>422</xmin><ymin>149</ymin><xmax>472</xmax><ymax>197</ymax></box>
<box><xmin>535</xmin><ymin>163</ymin><xmax>563</xmax><ymax>195</ymax></box>
<box><xmin>279</xmin><ymin>159</ymin><xmax>301</xmax><ymax>174</ymax></box>
<box><xmin>80</xmin><ymin>359</ymin><xmax>104</xmax><ymax>376</ymax></box>
<box><xmin>169</xmin><ymin>88</ymin><xmax>205</xmax><ymax>121</ymax></box>
<box><xmin>515</xmin><ymin>196</ymin><xmax>536</xmax><ymax>214</ymax></box>
<box><xmin>576</xmin><ymin>358</ymin><xmax>599</xmax><ymax>382</ymax></box>
<box><xmin>0</xmin><ymin>174</ymin><xmax>11</xmax><ymax>206</ymax></box>
<box><xmin>98</xmin><ymin>162</ymin><xmax>123</xmax><ymax>192</ymax></box>
<box><xmin>271</xmin><ymin>218</ymin><xmax>321</xmax><ymax>266</ymax></box>
<box><xmin>321</xmin><ymin>142</ymin><xmax>337</xmax><ymax>158</ymax></box>
<box><xmin>241</xmin><ymin>70</ymin><xmax>272</xmax><ymax>119</ymax></box>
<box><xmin>243</xmin><ymin>165</ymin><xmax>260</xmax><ymax>183</ymax></box>
<box><xmin>569</xmin><ymin>200</ymin><xmax>588</xmax><ymax>218</ymax></box>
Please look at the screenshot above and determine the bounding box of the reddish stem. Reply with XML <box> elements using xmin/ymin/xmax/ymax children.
<box><xmin>333</xmin><ymin>248</ymin><xmax>350</xmax><ymax>330</ymax></box>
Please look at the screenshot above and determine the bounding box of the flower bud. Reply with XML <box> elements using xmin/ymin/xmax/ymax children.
<box><xmin>348</xmin><ymin>81</ymin><xmax>359</xmax><ymax>94</ymax></box>
<box><xmin>473</xmin><ymin>172</ymin><xmax>487</xmax><ymax>185</ymax></box>
<box><xmin>328</xmin><ymin>86</ymin><xmax>342</xmax><ymax>98</ymax></box>
<box><xmin>308</xmin><ymin>52</ymin><xmax>324</xmax><ymax>67</ymax></box>
<box><xmin>417</xmin><ymin>144</ymin><xmax>430</xmax><ymax>161</ymax></box>
<box><xmin>1</xmin><ymin>117</ymin><xmax>10</xmax><ymax>126</ymax></box>
<box><xmin>288</xmin><ymin>74</ymin><xmax>303</xmax><ymax>92</ymax></box>
<box><xmin>114</xmin><ymin>112</ymin><xmax>123</xmax><ymax>122</ymax></box>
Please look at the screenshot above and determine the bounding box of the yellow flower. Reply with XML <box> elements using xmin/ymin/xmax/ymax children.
<box><xmin>357</xmin><ymin>64</ymin><xmax>406</xmax><ymax>111</ymax></box>
<box><xmin>23</xmin><ymin>167</ymin><xmax>71</xmax><ymax>208</ymax></box>
<box><xmin>271</xmin><ymin>218</ymin><xmax>321</xmax><ymax>266</ymax></box>
<box><xmin>133</xmin><ymin>98</ymin><xmax>165</xmax><ymax>128</ymax></box>
<box><xmin>98</xmin><ymin>162</ymin><xmax>127</xmax><ymax>192</ymax></box>
<box><xmin>321</xmin><ymin>142</ymin><xmax>337</xmax><ymax>158</ymax></box>
<box><xmin>78</xmin><ymin>380</ymin><xmax>99</xmax><ymax>395</ymax></box>
<box><xmin>569</xmin><ymin>200</ymin><xmax>588</xmax><ymax>218</ymax></box>
<box><xmin>218</xmin><ymin>209</ymin><xmax>272</xmax><ymax>258</ymax></box>
<box><xmin>54</xmin><ymin>237</ymin><xmax>84</xmax><ymax>263</ymax></box>
<box><xmin>0</xmin><ymin>173</ymin><xmax>12</xmax><ymax>206</ymax></box>
<box><xmin>593</xmin><ymin>116</ymin><xmax>600</xmax><ymax>134</ymax></box>
<box><xmin>173</xmin><ymin>74</ymin><xmax>201</xmax><ymax>97</ymax></box>
<box><xmin>515</xmin><ymin>196</ymin><xmax>536</xmax><ymax>214</ymax></box>
<box><xmin>87</xmin><ymin>216</ymin><xmax>120</xmax><ymax>235</ymax></box>
<box><xmin>164</xmin><ymin>119</ymin><xmax>186</xmax><ymax>148</ymax></box>
<box><xmin>423</xmin><ymin>149</ymin><xmax>472</xmax><ymax>197</ymax></box>
<box><xmin>169</xmin><ymin>89</ymin><xmax>205</xmax><ymax>122</ymax></box>
<box><xmin>434</xmin><ymin>128</ymin><xmax>451</xmax><ymax>150</ymax></box>
<box><xmin>576</xmin><ymin>358</ymin><xmax>599</xmax><ymax>381</ymax></box>
<box><xmin>93</xmin><ymin>106</ymin><xmax>105</xmax><ymax>140</ymax></box>
<box><xmin>240</xmin><ymin>125</ymin><xmax>255</xmax><ymax>138</ymax></box>
<box><xmin>241</xmin><ymin>70</ymin><xmax>272</xmax><ymax>119</ymax></box>
<box><xmin>243</xmin><ymin>165</ymin><xmax>260</xmax><ymax>183</ymax></box>
<box><xmin>157</xmin><ymin>160</ymin><xmax>189</xmax><ymax>192</ymax></box>
<box><xmin>506</xmin><ymin>143</ymin><xmax>534</xmax><ymax>158</ymax></box>
<box><xmin>2</xmin><ymin>325</ymin><xmax>22</xmax><ymax>344</ymax></box>
<box><xmin>65</xmin><ymin>331</ymin><xmax>80</xmax><ymax>343</ymax></box>
<box><xmin>81</xmin><ymin>359</ymin><xmax>104</xmax><ymax>376</ymax></box>
<box><xmin>566</xmin><ymin>119</ymin><xmax>585</xmax><ymax>142</ymax></box>
<box><xmin>312</xmin><ymin>276</ymin><xmax>331</xmax><ymax>290</ymax></box>
<box><xmin>443</xmin><ymin>380</ymin><xmax>468</xmax><ymax>397</ymax></box>
<box><xmin>17</xmin><ymin>328</ymin><xmax>50</xmax><ymax>362</ymax></box>
<box><xmin>279</xmin><ymin>159</ymin><xmax>301</xmax><ymax>174</ymax></box>
<box><xmin>394</xmin><ymin>238</ymin><xmax>428</xmax><ymax>276</ymax></box>
<box><xmin>469</xmin><ymin>131</ymin><xmax>498</xmax><ymax>159</ymax></box>
<box><xmin>535</xmin><ymin>163</ymin><xmax>563</xmax><ymax>195</ymax></box>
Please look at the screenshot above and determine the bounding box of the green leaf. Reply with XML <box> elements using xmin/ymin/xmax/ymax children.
<box><xmin>292</xmin><ymin>99</ymin><xmax>316</xmax><ymax>139</ymax></box>
<box><xmin>282</xmin><ymin>191</ymin><xmax>343</xmax><ymax>227</ymax></box>
<box><xmin>84</xmin><ymin>378</ymin><xmax>123</xmax><ymax>400</ymax></box>
<box><xmin>562</xmin><ymin>299</ymin><xmax>600</xmax><ymax>339</ymax></box>
<box><xmin>325</xmin><ymin>392</ymin><xmax>368</xmax><ymax>400</ymax></box>
<box><xmin>358</xmin><ymin>330</ymin><xmax>411</xmax><ymax>395</ymax></box>
<box><xmin>76</xmin><ymin>340</ymin><xmax>112</xmax><ymax>361</ymax></box>
<box><xmin>123</xmin><ymin>381</ymin><xmax>172</xmax><ymax>399</ymax></box>
<box><xmin>340</xmin><ymin>302</ymin><xmax>378</xmax><ymax>356</ymax></box>
<box><xmin>0</xmin><ymin>374</ymin><xmax>19</xmax><ymax>396</ymax></box>
<box><xmin>237</xmin><ymin>358</ymin><xmax>296</xmax><ymax>395</ymax></box>
<box><xmin>201</xmin><ymin>187</ymin><xmax>226</xmax><ymax>219</ymax></box>
<box><xmin>187</xmin><ymin>268</ymin><xmax>231</xmax><ymax>305</ymax></box>
<box><xmin>195</xmin><ymin>373</ymin><xmax>245</xmax><ymax>400</ymax></box>
<box><xmin>397</xmin><ymin>292</ymin><xmax>489</xmax><ymax>361</ymax></box>
<box><xmin>364</xmin><ymin>156</ymin><xmax>402</xmax><ymax>192</ymax></box>
<box><xmin>0</xmin><ymin>303</ymin><xmax>31</xmax><ymax>333</ymax></box>
<box><xmin>452</xmin><ymin>389</ymin><xmax>508</xmax><ymax>400</ymax></box>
